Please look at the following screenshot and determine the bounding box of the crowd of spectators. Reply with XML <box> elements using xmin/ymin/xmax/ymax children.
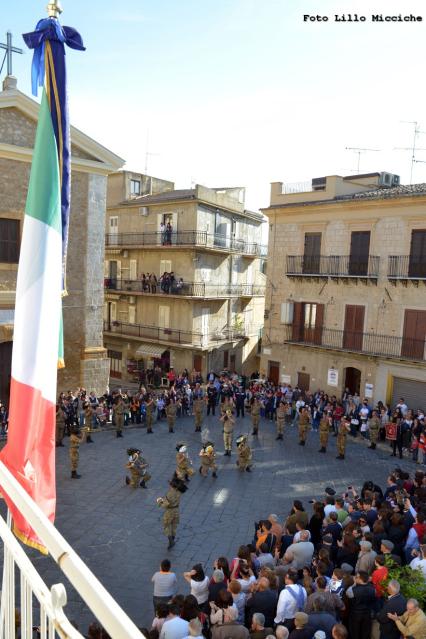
<box><xmin>142</xmin><ymin>467</ymin><xmax>426</xmax><ymax>639</ymax></box>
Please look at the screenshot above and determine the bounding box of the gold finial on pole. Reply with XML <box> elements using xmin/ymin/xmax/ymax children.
<box><xmin>46</xmin><ymin>0</ymin><xmax>63</xmax><ymax>18</ymax></box>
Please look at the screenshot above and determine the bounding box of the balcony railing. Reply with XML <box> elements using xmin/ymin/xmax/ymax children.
<box><xmin>388</xmin><ymin>255</ymin><xmax>426</xmax><ymax>280</ymax></box>
<box><xmin>104</xmin><ymin>279</ymin><xmax>265</xmax><ymax>298</ymax></box>
<box><xmin>282</xmin><ymin>324</ymin><xmax>425</xmax><ymax>362</ymax></box>
<box><xmin>105</xmin><ymin>231</ymin><xmax>268</xmax><ymax>257</ymax></box>
<box><xmin>286</xmin><ymin>255</ymin><xmax>380</xmax><ymax>278</ymax></box>
<box><xmin>103</xmin><ymin>321</ymin><xmax>249</xmax><ymax>346</ymax></box>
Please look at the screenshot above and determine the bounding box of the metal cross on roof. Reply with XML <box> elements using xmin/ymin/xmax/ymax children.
<box><xmin>0</xmin><ymin>31</ymin><xmax>23</xmax><ymax>78</ymax></box>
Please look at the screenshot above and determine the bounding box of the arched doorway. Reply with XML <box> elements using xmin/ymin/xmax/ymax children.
<box><xmin>344</xmin><ymin>367</ymin><xmax>361</xmax><ymax>395</ymax></box>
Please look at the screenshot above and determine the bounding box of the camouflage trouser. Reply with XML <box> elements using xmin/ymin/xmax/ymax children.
<box><xmin>146</xmin><ymin>412</ymin><xmax>153</xmax><ymax>430</ymax></box>
<box><xmin>224</xmin><ymin>431</ymin><xmax>233</xmax><ymax>451</ymax></box>
<box><xmin>200</xmin><ymin>460</ymin><xmax>217</xmax><ymax>476</ymax></box>
<box><xmin>276</xmin><ymin>418</ymin><xmax>285</xmax><ymax>435</ymax></box>
<box><xmin>337</xmin><ymin>435</ymin><xmax>346</xmax><ymax>455</ymax></box>
<box><xmin>252</xmin><ymin>415</ymin><xmax>260</xmax><ymax>432</ymax></box>
<box><xmin>163</xmin><ymin>509</ymin><xmax>179</xmax><ymax>537</ymax></box>
<box><xmin>70</xmin><ymin>447</ymin><xmax>79</xmax><ymax>471</ymax></box>
<box><xmin>176</xmin><ymin>464</ymin><xmax>194</xmax><ymax>481</ymax></box>
<box><xmin>370</xmin><ymin>429</ymin><xmax>379</xmax><ymax>444</ymax></box>
<box><xmin>56</xmin><ymin>422</ymin><xmax>65</xmax><ymax>444</ymax></box>
<box><xmin>299</xmin><ymin>425</ymin><xmax>308</xmax><ymax>442</ymax></box>
<box><xmin>319</xmin><ymin>432</ymin><xmax>329</xmax><ymax>447</ymax></box>
<box><xmin>116</xmin><ymin>415</ymin><xmax>124</xmax><ymax>432</ymax></box>
<box><xmin>237</xmin><ymin>454</ymin><xmax>251</xmax><ymax>471</ymax></box>
<box><xmin>194</xmin><ymin>411</ymin><xmax>203</xmax><ymax>429</ymax></box>
<box><xmin>167</xmin><ymin>417</ymin><xmax>175</xmax><ymax>432</ymax></box>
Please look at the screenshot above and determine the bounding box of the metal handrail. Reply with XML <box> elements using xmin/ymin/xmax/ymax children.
<box><xmin>104</xmin><ymin>279</ymin><xmax>266</xmax><ymax>297</ymax></box>
<box><xmin>286</xmin><ymin>255</ymin><xmax>380</xmax><ymax>277</ymax></box>
<box><xmin>388</xmin><ymin>255</ymin><xmax>426</xmax><ymax>279</ymax></box>
<box><xmin>105</xmin><ymin>231</ymin><xmax>267</xmax><ymax>256</ymax></box>
<box><xmin>0</xmin><ymin>461</ymin><xmax>144</xmax><ymax>639</ymax></box>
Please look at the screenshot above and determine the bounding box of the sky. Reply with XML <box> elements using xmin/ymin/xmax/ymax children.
<box><xmin>2</xmin><ymin>0</ymin><xmax>426</xmax><ymax>211</ymax></box>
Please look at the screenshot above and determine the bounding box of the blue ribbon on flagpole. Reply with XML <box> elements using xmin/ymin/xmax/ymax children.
<box><xmin>23</xmin><ymin>18</ymin><xmax>85</xmax><ymax>97</ymax></box>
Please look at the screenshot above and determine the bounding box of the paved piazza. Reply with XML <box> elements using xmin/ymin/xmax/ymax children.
<box><xmin>2</xmin><ymin>413</ymin><xmax>420</xmax><ymax>630</ymax></box>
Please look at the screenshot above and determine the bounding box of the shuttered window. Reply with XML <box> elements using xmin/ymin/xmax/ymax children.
<box><xmin>408</xmin><ymin>230</ymin><xmax>426</xmax><ymax>278</ymax></box>
<box><xmin>343</xmin><ymin>305</ymin><xmax>365</xmax><ymax>351</ymax></box>
<box><xmin>0</xmin><ymin>219</ymin><xmax>20</xmax><ymax>263</ymax></box>
<box><xmin>349</xmin><ymin>231</ymin><xmax>370</xmax><ymax>276</ymax></box>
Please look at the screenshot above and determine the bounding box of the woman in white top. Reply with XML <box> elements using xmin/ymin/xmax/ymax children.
<box><xmin>184</xmin><ymin>564</ymin><xmax>210</xmax><ymax>611</ymax></box>
<box><xmin>231</xmin><ymin>559</ymin><xmax>256</xmax><ymax>594</ymax></box>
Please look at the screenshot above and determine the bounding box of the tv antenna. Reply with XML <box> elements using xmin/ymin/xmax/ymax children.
<box><xmin>345</xmin><ymin>147</ymin><xmax>380</xmax><ymax>173</ymax></box>
<box><xmin>394</xmin><ymin>121</ymin><xmax>426</xmax><ymax>184</ymax></box>
<box><xmin>144</xmin><ymin>130</ymin><xmax>159</xmax><ymax>174</ymax></box>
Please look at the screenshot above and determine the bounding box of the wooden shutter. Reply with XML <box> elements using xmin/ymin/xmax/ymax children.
<box><xmin>303</xmin><ymin>233</ymin><xmax>321</xmax><ymax>274</ymax></box>
<box><xmin>292</xmin><ymin>302</ymin><xmax>303</xmax><ymax>341</ymax></box>
<box><xmin>313</xmin><ymin>303</ymin><xmax>324</xmax><ymax>345</ymax></box>
<box><xmin>402</xmin><ymin>309</ymin><xmax>426</xmax><ymax>359</ymax></box>
<box><xmin>408</xmin><ymin>230</ymin><xmax>426</xmax><ymax>278</ymax></box>
<box><xmin>343</xmin><ymin>305</ymin><xmax>365</xmax><ymax>350</ymax></box>
<box><xmin>129</xmin><ymin>259</ymin><xmax>137</xmax><ymax>280</ymax></box>
<box><xmin>349</xmin><ymin>231</ymin><xmax>370</xmax><ymax>276</ymax></box>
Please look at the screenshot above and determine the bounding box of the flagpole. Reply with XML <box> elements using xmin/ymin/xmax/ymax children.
<box><xmin>46</xmin><ymin>0</ymin><xmax>63</xmax><ymax>18</ymax></box>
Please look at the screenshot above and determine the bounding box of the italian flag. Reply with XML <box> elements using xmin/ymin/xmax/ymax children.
<box><xmin>0</xmin><ymin>89</ymin><xmax>62</xmax><ymax>553</ymax></box>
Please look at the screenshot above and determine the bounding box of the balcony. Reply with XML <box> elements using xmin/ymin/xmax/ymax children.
<box><xmin>104</xmin><ymin>279</ymin><xmax>265</xmax><ymax>298</ymax></box>
<box><xmin>103</xmin><ymin>321</ymin><xmax>249</xmax><ymax>347</ymax></box>
<box><xmin>105</xmin><ymin>230</ymin><xmax>268</xmax><ymax>258</ymax></box>
<box><xmin>282</xmin><ymin>324</ymin><xmax>425</xmax><ymax>362</ymax></box>
<box><xmin>388</xmin><ymin>255</ymin><xmax>426</xmax><ymax>285</ymax></box>
<box><xmin>286</xmin><ymin>255</ymin><xmax>380</xmax><ymax>281</ymax></box>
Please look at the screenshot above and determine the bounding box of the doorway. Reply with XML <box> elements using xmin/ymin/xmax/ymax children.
<box><xmin>297</xmin><ymin>372</ymin><xmax>310</xmax><ymax>392</ymax></box>
<box><xmin>268</xmin><ymin>360</ymin><xmax>280</xmax><ymax>385</ymax></box>
<box><xmin>344</xmin><ymin>367</ymin><xmax>361</xmax><ymax>395</ymax></box>
<box><xmin>193</xmin><ymin>354</ymin><xmax>202</xmax><ymax>373</ymax></box>
<box><xmin>109</xmin><ymin>261</ymin><xmax>118</xmax><ymax>289</ymax></box>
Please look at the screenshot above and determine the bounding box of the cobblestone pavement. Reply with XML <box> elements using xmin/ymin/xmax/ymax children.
<box><xmin>1</xmin><ymin>413</ymin><xmax>422</xmax><ymax>631</ymax></box>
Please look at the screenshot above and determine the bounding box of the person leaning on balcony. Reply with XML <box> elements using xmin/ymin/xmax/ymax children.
<box><xmin>149</xmin><ymin>272</ymin><xmax>158</xmax><ymax>293</ymax></box>
<box><xmin>193</xmin><ymin>383</ymin><xmax>204</xmax><ymax>432</ymax></box>
<box><xmin>368</xmin><ymin>410</ymin><xmax>381</xmax><ymax>450</ymax></box>
<box><xmin>298</xmin><ymin>406</ymin><xmax>311</xmax><ymax>446</ymax></box>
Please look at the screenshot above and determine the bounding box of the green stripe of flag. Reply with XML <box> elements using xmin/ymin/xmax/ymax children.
<box><xmin>25</xmin><ymin>89</ymin><xmax>61</xmax><ymax>234</ymax></box>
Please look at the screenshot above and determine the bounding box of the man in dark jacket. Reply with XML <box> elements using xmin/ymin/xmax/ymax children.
<box><xmin>346</xmin><ymin>571</ymin><xmax>376</xmax><ymax>639</ymax></box>
<box><xmin>245</xmin><ymin>577</ymin><xmax>278</xmax><ymax>628</ymax></box>
<box><xmin>375</xmin><ymin>579</ymin><xmax>406</xmax><ymax>639</ymax></box>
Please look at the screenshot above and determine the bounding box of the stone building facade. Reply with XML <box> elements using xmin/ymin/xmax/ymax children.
<box><xmin>104</xmin><ymin>172</ymin><xmax>267</xmax><ymax>381</ymax></box>
<box><xmin>260</xmin><ymin>172</ymin><xmax>426</xmax><ymax>407</ymax></box>
<box><xmin>0</xmin><ymin>76</ymin><xmax>124</xmax><ymax>400</ymax></box>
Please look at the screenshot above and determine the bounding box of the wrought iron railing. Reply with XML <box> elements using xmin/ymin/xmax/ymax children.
<box><xmin>104</xmin><ymin>279</ymin><xmax>265</xmax><ymax>297</ymax></box>
<box><xmin>282</xmin><ymin>324</ymin><xmax>425</xmax><ymax>362</ymax></box>
<box><xmin>103</xmin><ymin>321</ymin><xmax>249</xmax><ymax>345</ymax></box>
<box><xmin>0</xmin><ymin>461</ymin><xmax>144</xmax><ymax>639</ymax></box>
<box><xmin>388</xmin><ymin>255</ymin><xmax>426</xmax><ymax>280</ymax></box>
<box><xmin>286</xmin><ymin>255</ymin><xmax>380</xmax><ymax>278</ymax></box>
<box><xmin>105</xmin><ymin>231</ymin><xmax>268</xmax><ymax>257</ymax></box>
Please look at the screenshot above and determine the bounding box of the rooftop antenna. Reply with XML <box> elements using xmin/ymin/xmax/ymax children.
<box><xmin>394</xmin><ymin>121</ymin><xmax>426</xmax><ymax>184</ymax></box>
<box><xmin>345</xmin><ymin>147</ymin><xmax>380</xmax><ymax>173</ymax></box>
<box><xmin>144</xmin><ymin>129</ymin><xmax>159</xmax><ymax>175</ymax></box>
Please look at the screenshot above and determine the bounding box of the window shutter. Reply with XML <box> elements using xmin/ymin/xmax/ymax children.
<box><xmin>129</xmin><ymin>259</ymin><xmax>137</xmax><ymax>280</ymax></box>
<box><xmin>313</xmin><ymin>303</ymin><xmax>324</xmax><ymax>345</ymax></box>
<box><xmin>292</xmin><ymin>302</ymin><xmax>303</xmax><ymax>341</ymax></box>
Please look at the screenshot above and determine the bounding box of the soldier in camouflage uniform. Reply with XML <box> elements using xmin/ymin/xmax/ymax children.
<box><xmin>145</xmin><ymin>394</ymin><xmax>154</xmax><ymax>434</ymax></box>
<box><xmin>276</xmin><ymin>401</ymin><xmax>286</xmax><ymax>440</ymax></box>
<box><xmin>298</xmin><ymin>406</ymin><xmax>311</xmax><ymax>446</ymax></box>
<box><xmin>157</xmin><ymin>476</ymin><xmax>188</xmax><ymax>549</ymax></box>
<box><xmin>166</xmin><ymin>399</ymin><xmax>177</xmax><ymax>433</ymax></box>
<box><xmin>192</xmin><ymin>384</ymin><xmax>204</xmax><ymax>432</ymax></box>
<box><xmin>113</xmin><ymin>396</ymin><xmax>125</xmax><ymax>438</ymax></box>
<box><xmin>175</xmin><ymin>443</ymin><xmax>194</xmax><ymax>482</ymax></box>
<box><xmin>250</xmin><ymin>396</ymin><xmax>261</xmax><ymax>436</ymax></box>
<box><xmin>368</xmin><ymin>409</ymin><xmax>380</xmax><ymax>449</ymax></box>
<box><xmin>336</xmin><ymin>417</ymin><xmax>350</xmax><ymax>459</ymax></box>
<box><xmin>56</xmin><ymin>403</ymin><xmax>65</xmax><ymax>447</ymax></box>
<box><xmin>199</xmin><ymin>442</ymin><xmax>218</xmax><ymax>478</ymax></box>
<box><xmin>221</xmin><ymin>409</ymin><xmax>235</xmax><ymax>456</ymax></box>
<box><xmin>125</xmin><ymin>447</ymin><xmax>151</xmax><ymax>488</ymax></box>
<box><xmin>83</xmin><ymin>402</ymin><xmax>94</xmax><ymax>443</ymax></box>
<box><xmin>236</xmin><ymin>435</ymin><xmax>252</xmax><ymax>472</ymax></box>
<box><xmin>318</xmin><ymin>411</ymin><xmax>332</xmax><ymax>453</ymax></box>
<box><xmin>69</xmin><ymin>425</ymin><xmax>86</xmax><ymax>478</ymax></box>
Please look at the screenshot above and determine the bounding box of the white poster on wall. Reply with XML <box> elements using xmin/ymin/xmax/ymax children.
<box><xmin>281</xmin><ymin>374</ymin><xmax>291</xmax><ymax>384</ymax></box>
<box><xmin>327</xmin><ymin>368</ymin><xmax>339</xmax><ymax>387</ymax></box>
<box><xmin>365</xmin><ymin>383</ymin><xmax>374</xmax><ymax>398</ymax></box>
